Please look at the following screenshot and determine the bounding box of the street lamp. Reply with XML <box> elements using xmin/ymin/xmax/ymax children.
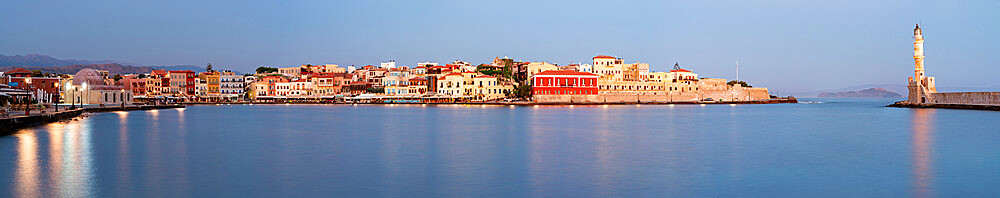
<box><xmin>82</xmin><ymin>82</ymin><xmax>88</xmax><ymax>109</ymax></box>
<box><xmin>25</xmin><ymin>77</ymin><xmax>31</xmax><ymax>115</ymax></box>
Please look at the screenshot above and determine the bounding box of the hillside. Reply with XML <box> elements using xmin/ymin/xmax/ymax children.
<box><xmin>0</xmin><ymin>54</ymin><xmax>203</xmax><ymax>73</ymax></box>
<box><xmin>1</xmin><ymin>63</ymin><xmax>156</xmax><ymax>75</ymax></box>
<box><xmin>0</xmin><ymin>54</ymin><xmax>125</xmax><ymax>67</ymax></box>
<box><xmin>818</xmin><ymin>88</ymin><xmax>902</xmax><ymax>98</ymax></box>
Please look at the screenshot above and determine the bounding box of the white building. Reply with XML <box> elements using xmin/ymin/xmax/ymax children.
<box><xmin>380</xmin><ymin>60</ymin><xmax>396</xmax><ymax>69</ymax></box>
<box><xmin>220</xmin><ymin>71</ymin><xmax>244</xmax><ymax>99</ymax></box>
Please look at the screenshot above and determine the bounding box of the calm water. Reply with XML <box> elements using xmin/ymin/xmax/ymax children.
<box><xmin>2</xmin><ymin>98</ymin><xmax>999</xmax><ymax>197</ymax></box>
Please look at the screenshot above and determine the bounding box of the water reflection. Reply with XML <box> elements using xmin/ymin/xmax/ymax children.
<box><xmin>14</xmin><ymin>133</ymin><xmax>39</xmax><ymax>198</ymax></box>
<box><xmin>12</xmin><ymin>121</ymin><xmax>95</xmax><ymax>198</ymax></box>
<box><xmin>911</xmin><ymin>109</ymin><xmax>935</xmax><ymax>198</ymax></box>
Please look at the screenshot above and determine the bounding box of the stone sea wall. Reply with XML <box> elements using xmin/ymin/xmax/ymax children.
<box><xmin>932</xmin><ymin>92</ymin><xmax>1000</xmax><ymax>106</ymax></box>
<box><xmin>535</xmin><ymin>87</ymin><xmax>770</xmax><ymax>103</ymax></box>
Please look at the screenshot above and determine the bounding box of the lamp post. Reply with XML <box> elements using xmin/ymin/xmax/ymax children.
<box><xmin>82</xmin><ymin>82</ymin><xmax>88</xmax><ymax>109</ymax></box>
<box><xmin>25</xmin><ymin>77</ymin><xmax>31</xmax><ymax>115</ymax></box>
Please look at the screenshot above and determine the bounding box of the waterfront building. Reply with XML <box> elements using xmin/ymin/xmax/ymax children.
<box><xmin>522</xmin><ymin>62</ymin><xmax>560</xmax><ymax>84</ymax></box>
<box><xmin>219</xmin><ymin>71</ymin><xmax>244</xmax><ymax>100</ymax></box>
<box><xmin>532</xmin><ymin>70</ymin><xmax>599</xmax><ymax>101</ymax></box>
<box><xmin>312</xmin><ymin>73</ymin><xmax>345</xmax><ymax>96</ymax></box>
<box><xmin>166</xmin><ymin>70</ymin><xmax>195</xmax><ymax>96</ymax></box>
<box><xmin>2</xmin><ymin>68</ymin><xmax>61</xmax><ymax>104</ymax></box>
<box><xmin>252</xmin><ymin>75</ymin><xmax>290</xmax><ymax>98</ymax></box>
<box><xmin>380</xmin><ymin>60</ymin><xmax>396</xmax><ymax>69</ymax></box>
<box><xmin>592</xmin><ymin>55</ymin><xmax>649</xmax><ymax>82</ymax></box>
<box><xmin>120</xmin><ymin>77</ymin><xmax>146</xmax><ymax>96</ymax></box>
<box><xmin>407</xmin><ymin>77</ymin><xmax>428</xmax><ymax>95</ymax></box>
<box><xmin>471</xmin><ymin>75</ymin><xmax>513</xmax><ymax>100</ymax></box>
<box><xmin>278</xmin><ymin>66</ymin><xmax>303</xmax><ymax>77</ymax></box>
<box><xmin>62</xmin><ymin>69</ymin><xmax>133</xmax><ymax>105</ymax></box>
<box><xmin>417</xmin><ymin>62</ymin><xmax>438</xmax><ymax>67</ymax></box>
<box><xmin>579</xmin><ymin>63</ymin><xmax>593</xmax><ymax>73</ymax></box>
<box><xmin>275</xmin><ymin>82</ymin><xmax>291</xmax><ymax>96</ymax></box>
<box><xmin>436</xmin><ymin>73</ymin><xmax>465</xmax><ymax>96</ymax></box>
<box><xmin>289</xmin><ymin>79</ymin><xmax>313</xmax><ymax>96</ymax></box>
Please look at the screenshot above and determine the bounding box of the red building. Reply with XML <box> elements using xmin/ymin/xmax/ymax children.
<box><xmin>3</xmin><ymin>68</ymin><xmax>62</xmax><ymax>103</ymax></box>
<box><xmin>532</xmin><ymin>70</ymin><xmax>599</xmax><ymax>95</ymax></box>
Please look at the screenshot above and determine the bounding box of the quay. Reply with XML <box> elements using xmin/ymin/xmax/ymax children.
<box><xmin>179</xmin><ymin>97</ymin><xmax>797</xmax><ymax>106</ymax></box>
<box><xmin>888</xmin><ymin>101</ymin><xmax>1000</xmax><ymax>111</ymax></box>
<box><xmin>1</xmin><ymin>105</ymin><xmax>184</xmax><ymax>135</ymax></box>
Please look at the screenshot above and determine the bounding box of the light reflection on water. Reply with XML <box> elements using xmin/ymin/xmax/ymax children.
<box><xmin>3</xmin><ymin>98</ymin><xmax>1000</xmax><ymax>197</ymax></box>
<box><xmin>911</xmin><ymin>108</ymin><xmax>935</xmax><ymax>198</ymax></box>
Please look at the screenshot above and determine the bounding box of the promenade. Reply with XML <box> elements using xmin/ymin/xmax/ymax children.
<box><xmin>1</xmin><ymin>104</ymin><xmax>184</xmax><ymax>135</ymax></box>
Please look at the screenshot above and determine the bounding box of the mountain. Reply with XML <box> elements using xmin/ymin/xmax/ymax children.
<box><xmin>148</xmin><ymin>65</ymin><xmax>205</xmax><ymax>72</ymax></box>
<box><xmin>818</xmin><ymin>88</ymin><xmax>903</xmax><ymax>98</ymax></box>
<box><xmin>0</xmin><ymin>54</ymin><xmax>134</xmax><ymax>67</ymax></box>
<box><xmin>0</xmin><ymin>63</ymin><xmax>155</xmax><ymax>75</ymax></box>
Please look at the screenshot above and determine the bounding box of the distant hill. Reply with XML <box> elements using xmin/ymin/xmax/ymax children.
<box><xmin>818</xmin><ymin>88</ymin><xmax>902</xmax><ymax>98</ymax></box>
<box><xmin>0</xmin><ymin>54</ymin><xmax>204</xmax><ymax>74</ymax></box>
<box><xmin>0</xmin><ymin>63</ymin><xmax>157</xmax><ymax>75</ymax></box>
<box><xmin>148</xmin><ymin>65</ymin><xmax>205</xmax><ymax>72</ymax></box>
<box><xmin>0</xmin><ymin>54</ymin><xmax>133</xmax><ymax>67</ymax></box>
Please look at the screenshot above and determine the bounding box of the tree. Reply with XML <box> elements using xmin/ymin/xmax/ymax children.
<box><xmin>256</xmin><ymin>66</ymin><xmax>278</xmax><ymax>74</ymax></box>
<box><xmin>514</xmin><ymin>84</ymin><xmax>532</xmax><ymax>99</ymax></box>
<box><xmin>30</xmin><ymin>70</ymin><xmax>43</xmax><ymax>77</ymax></box>
<box><xmin>113</xmin><ymin>74</ymin><xmax>123</xmax><ymax>81</ymax></box>
<box><xmin>206</xmin><ymin>63</ymin><xmax>213</xmax><ymax>72</ymax></box>
<box><xmin>727</xmin><ymin>80</ymin><xmax>752</xmax><ymax>87</ymax></box>
<box><xmin>366</xmin><ymin>87</ymin><xmax>384</xmax><ymax>93</ymax></box>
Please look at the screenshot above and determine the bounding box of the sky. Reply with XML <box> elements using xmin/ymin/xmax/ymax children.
<box><xmin>1</xmin><ymin>0</ymin><xmax>998</xmax><ymax>91</ymax></box>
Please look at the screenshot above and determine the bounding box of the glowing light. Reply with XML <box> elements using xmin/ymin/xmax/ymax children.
<box><xmin>175</xmin><ymin>108</ymin><xmax>185</xmax><ymax>112</ymax></box>
<box><xmin>729</xmin><ymin>104</ymin><xmax>736</xmax><ymax>106</ymax></box>
<box><xmin>602</xmin><ymin>104</ymin><xmax>608</xmax><ymax>108</ymax></box>
<box><xmin>533</xmin><ymin>105</ymin><xmax>539</xmax><ymax>109</ymax></box>
<box><xmin>669</xmin><ymin>104</ymin><xmax>675</xmax><ymax>107</ymax></box>
<box><xmin>700</xmin><ymin>104</ymin><xmax>706</xmax><ymax>107</ymax></box>
<box><xmin>509</xmin><ymin>105</ymin><xmax>515</xmax><ymax>109</ymax></box>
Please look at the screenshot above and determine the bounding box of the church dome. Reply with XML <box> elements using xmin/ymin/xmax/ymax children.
<box><xmin>72</xmin><ymin>68</ymin><xmax>109</xmax><ymax>87</ymax></box>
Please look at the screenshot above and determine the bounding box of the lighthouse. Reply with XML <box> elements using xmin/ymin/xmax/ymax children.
<box><xmin>907</xmin><ymin>24</ymin><xmax>937</xmax><ymax>104</ymax></box>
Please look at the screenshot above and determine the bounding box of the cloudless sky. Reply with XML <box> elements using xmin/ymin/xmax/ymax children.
<box><xmin>1</xmin><ymin>0</ymin><xmax>998</xmax><ymax>91</ymax></box>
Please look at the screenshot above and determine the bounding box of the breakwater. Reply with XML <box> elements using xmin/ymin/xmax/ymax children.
<box><xmin>888</xmin><ymin>101</ymin><xmax>1000</xmax><ymax>111</ymax></box>
<box><xmin>1</xmin><ymin>105</ymin><xmax>184</xmax><ymax>135</ymax></box>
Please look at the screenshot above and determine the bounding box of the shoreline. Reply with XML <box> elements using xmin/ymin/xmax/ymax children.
<box><xmin>181</xmin><ymin>98</ymin><xmax>798</xmax><ymax>106</ymax></box>
<box><xmin>1</xmin><ymin>105</ymin><xmax>185</xmax><ymax>136</ymax></box>
<box><xmin>887</xmin><ymin>101</ymin><xmax>1000</xmax><ymax>111</ymax></box>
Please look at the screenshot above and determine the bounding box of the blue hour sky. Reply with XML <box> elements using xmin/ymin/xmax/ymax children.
<box><xmin>1</xmin><ymin>0</ymin><xmax>998</xmax><ymax>91</ymax></box>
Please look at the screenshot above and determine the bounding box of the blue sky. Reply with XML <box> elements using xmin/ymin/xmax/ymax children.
<box><xmin>1</xmin><ymin>0</ymin><xmax>998</xmax><ymax>91</ymax></box>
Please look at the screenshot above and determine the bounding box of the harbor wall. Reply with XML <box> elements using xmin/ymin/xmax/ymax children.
<box><xmin>1</xmin><ymin>110</ymin><xmax>83</xmax><ymax>135</ymax></box>
<box><xmin>535</xmin><ymin>87</ymin><xmax>770</xmax><ymax>103</ymax></box>
<box><xmin>931</xmin><ymin>92</ymin><xmax>1000</xmax><ymax>106</ymax></box>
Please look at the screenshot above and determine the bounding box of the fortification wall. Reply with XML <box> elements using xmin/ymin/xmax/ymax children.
<box><xmin>932</xmin><ymin>92</ymin><xmax>1000</xmax><ymax>105</ymax></box>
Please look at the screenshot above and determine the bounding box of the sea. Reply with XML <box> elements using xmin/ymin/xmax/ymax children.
<box><xmin>2</xmin><ymin>98</ymin><xmax>999</xmax><ymax>197</ymax></box>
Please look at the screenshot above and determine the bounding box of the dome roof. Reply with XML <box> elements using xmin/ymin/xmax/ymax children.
<box><xmin>72</xmin><ymin>69</ymin><xmax>108</xmax><ymax>87</ymax></box>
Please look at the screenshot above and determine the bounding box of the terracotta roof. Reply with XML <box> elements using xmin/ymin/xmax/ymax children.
<box><xmin>670</xmin><ymin>69</ymin><xmax>692</xmax><ymax>73</ymax></box>
<box><xmin>475</xmin><ymin>75</ymin><xmax>496</xmax><ymax>78</ymax></box>
<box><xmin>534</xmin><ymin>70</ymin><xmax>599</xmax><ymax>76</ymax></box>
<box><xmin>5</xmin><ymin>68</ymin><xmax>31</xmax><ymax>74</ymax></box>
<box><xmin>293</xmin><ymin>79</ymin><xmax>309</xmax><ymax>82</ymax></box>
<box><xmin>408</xmin><ymin>77</ymin><xmax>428</xmax><ymax>81</ymax></box>
<box><xmin>151</xmin><ymin>70</ymin><xmax>168</xmax><ymax>76</ymax></box>
<box><xmin>437</xmin><ymin>72</ymin><xmax>463</xmax><ymax>80</ymax></box>
<box><xmin>593</xmin><ymin>55</ymin><xmax>616</xmax><ymax>59</ymax></box>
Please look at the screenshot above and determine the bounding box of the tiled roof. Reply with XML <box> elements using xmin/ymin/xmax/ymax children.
<box><xmin>5</xmin><ymin>68</ymin><xmax>31</xmax><ymax>74</ymax></box>
<box><xmin>475</xmin><ymin>75</ymin><xmax>496</xmax><ymax>78</ymax></box>
<box><xmin>670</xmin><ymin>69</ymin><xmax>692</xmax><ymax>73</ymax></box>
<box><xmin>593</xmin><ymin>55</ymin><xmax>615</xmax><ymax>59</ymax></box>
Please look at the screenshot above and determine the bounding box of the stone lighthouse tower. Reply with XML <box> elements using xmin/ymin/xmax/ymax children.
<box><xmin>907</xmin><ymin>24</ymin><xmax>937</xmax><ymax>104</ymax></box>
